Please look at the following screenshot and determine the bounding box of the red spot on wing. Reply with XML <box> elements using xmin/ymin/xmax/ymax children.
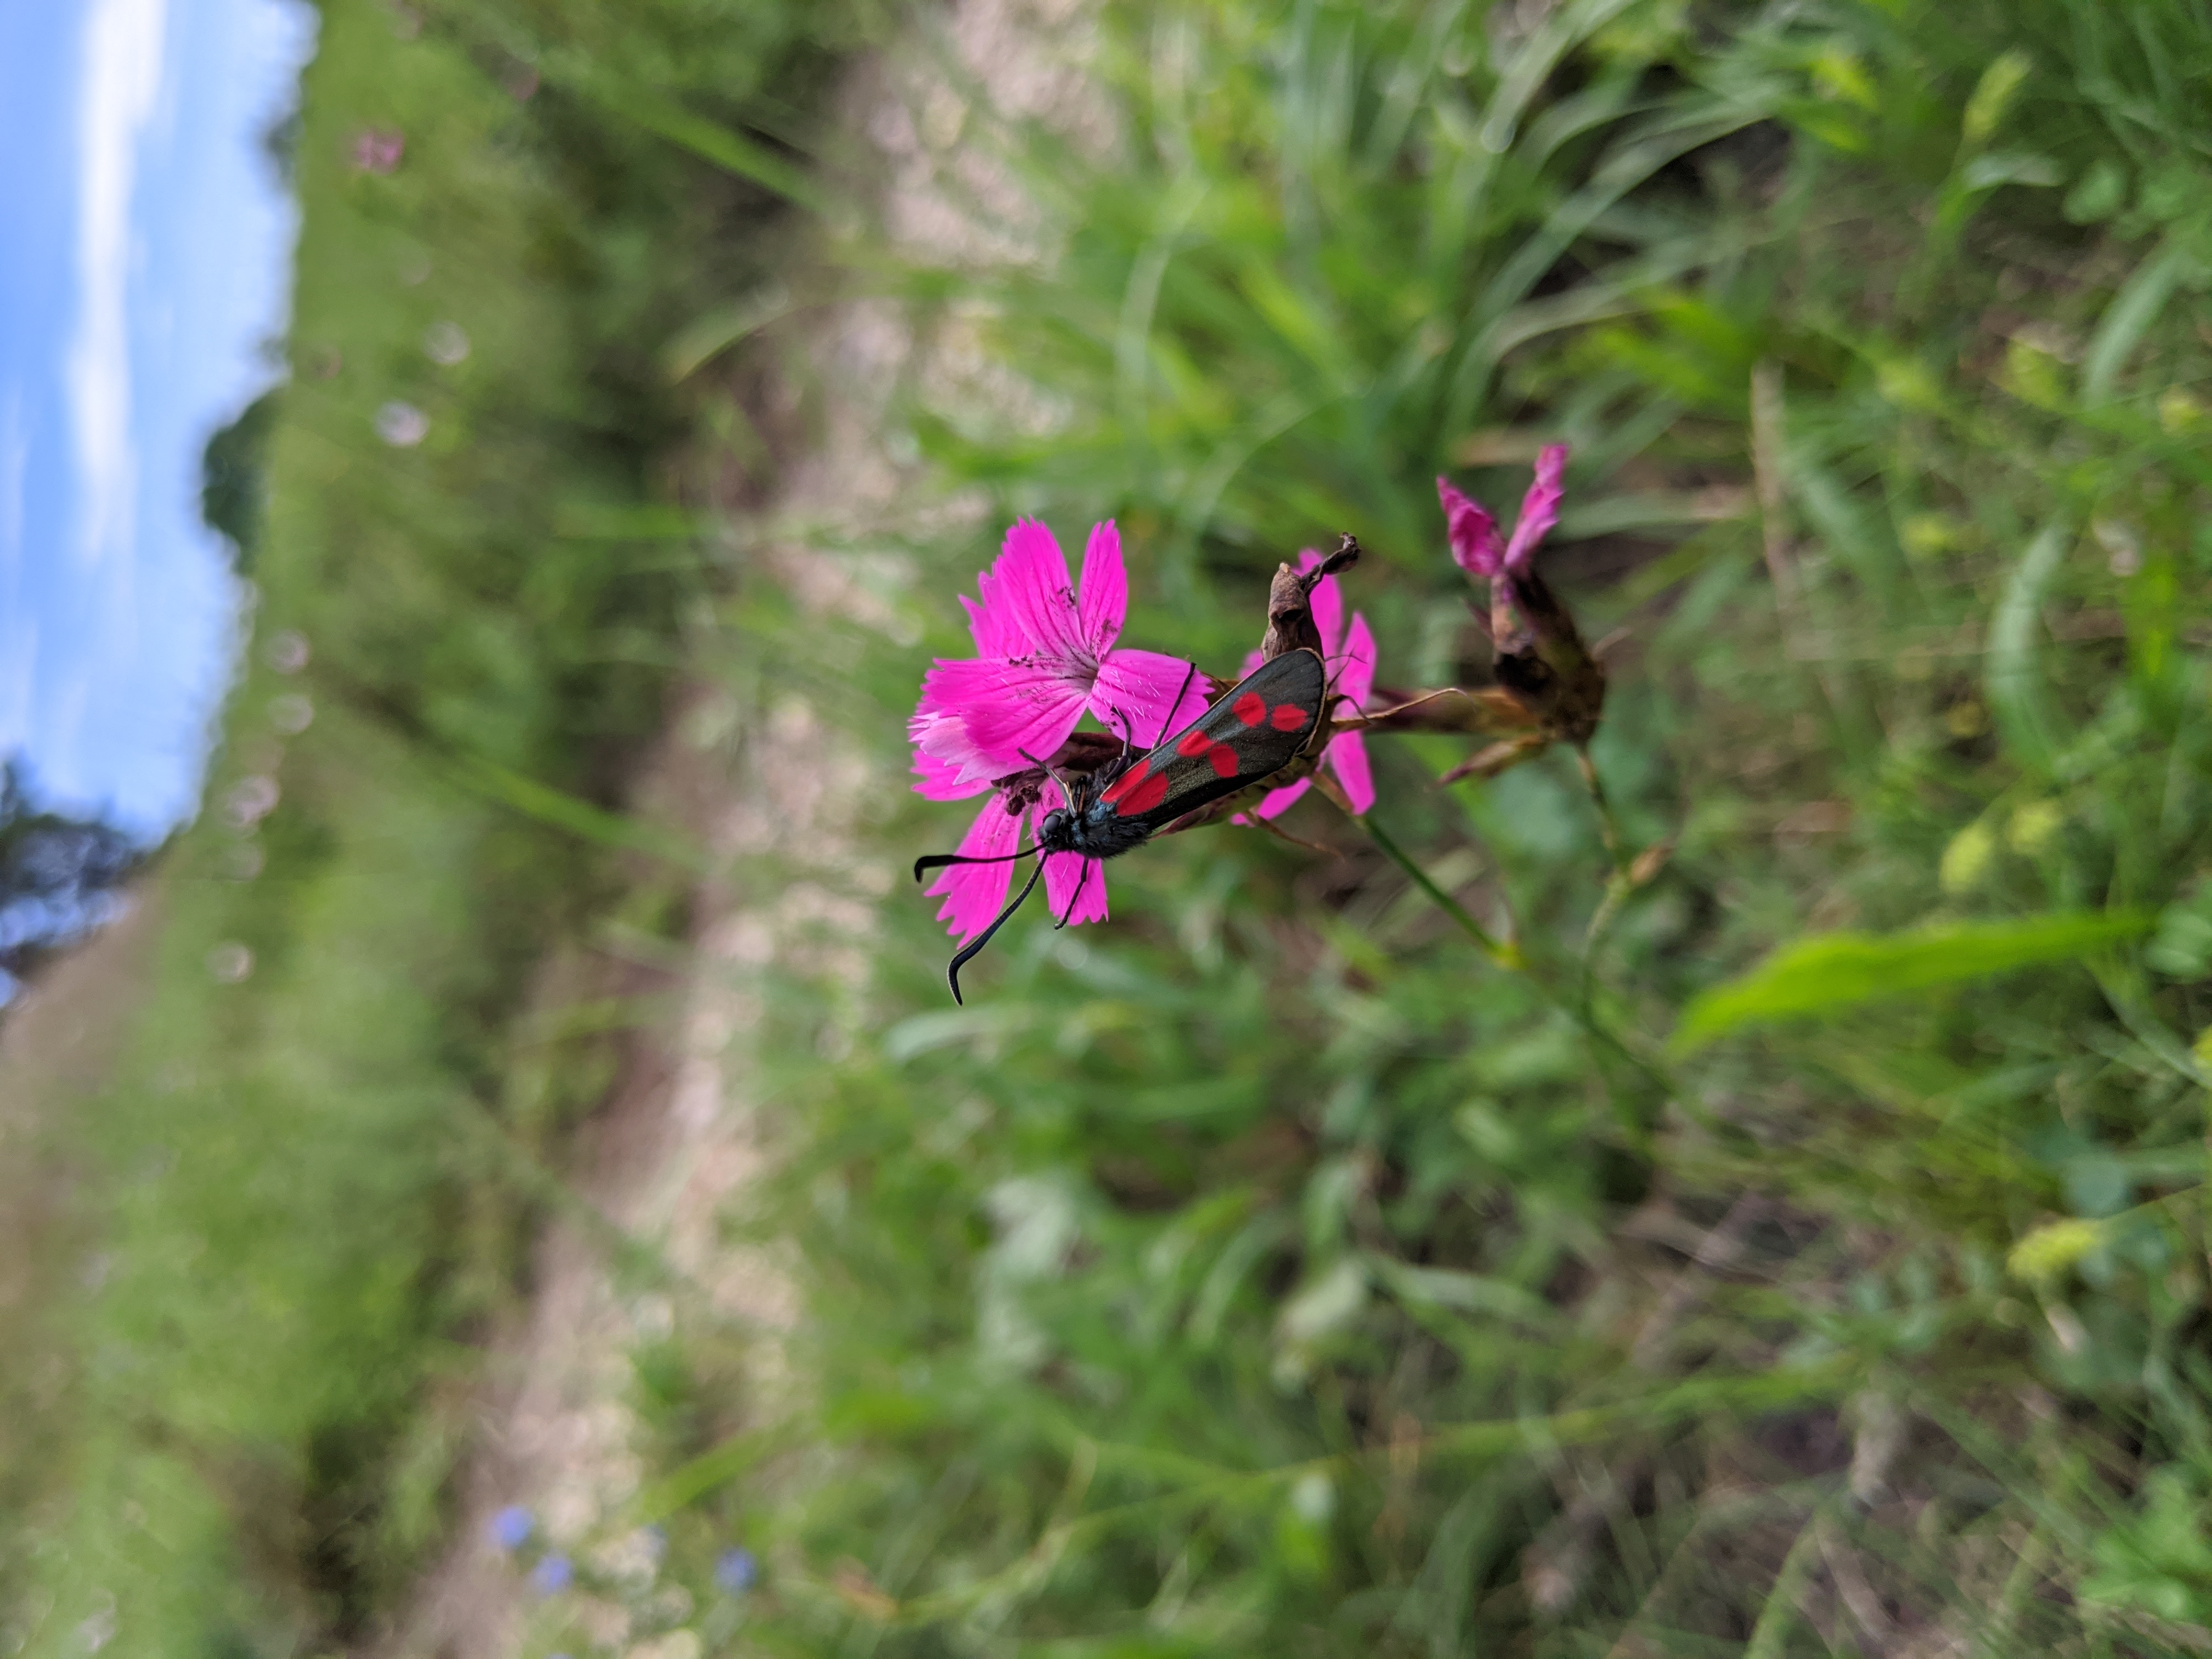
<box><xmin>1269</xmin><ymin>703</ymin><xmax>1308</xmax><ymax>732</ymax></box>
<box><xmin>1100</xmin><ymin>760</ymin><xmax>1149</xmax><ymax>805</ymax></box>
<box><xmin>1175</xmin><ymin>729</ymin><xmax>1215</xmax><ymax>758</ymax></box>
<box><xmin>1207</xmin><ymin>746</ymin><xmax>1239</xmax><ymax>778</ymax></box>
<box><xmin>1233</xmin><ymin>692</ymin><xmax>1267</xmax><ymax>726</ymax></box>
<box><xmin>1116</xmin><ymin>769</ymin><xmax>1171</xmax><ymax>815</ymax></box>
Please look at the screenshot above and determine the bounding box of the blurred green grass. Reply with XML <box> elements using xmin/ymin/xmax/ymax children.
<box><xmin>14</xmin><ymin>0</ymin><xmax>2212</xmax><ymax>1654</ymax></box>
<box><xmin>2</xmin><ymin>0</ymin><xmax>864</xmax><ymax>1650</ymax></box>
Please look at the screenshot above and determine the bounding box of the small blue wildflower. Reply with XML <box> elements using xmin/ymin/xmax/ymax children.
<box><xmin>714</xmin><ymin>1547</ymin><xmax>758</xmax><ymax>1594</ymax></box>
<box><xmin>487</xmin><ymin>1505</ymin><xmax>534</xmax><ymax>1552</ymax></box>
<box><xmin>531</xmin><ymin>1553</ymin><xmax>573</xmax><ymax>1595</ymax></box>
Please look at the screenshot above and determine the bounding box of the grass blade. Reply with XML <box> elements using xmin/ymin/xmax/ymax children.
<box><xmin>1671</xmin><ymin>911</ymin><xmax>2154</xmax><ymax>1054</ymax></box>
<box><xmin>2082</xmin><ymin>238</ymin><xmax>2186</xmax><ymax>403</ymax></box>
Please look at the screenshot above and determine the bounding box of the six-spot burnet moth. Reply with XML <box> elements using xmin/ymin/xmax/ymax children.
<box><xmin>914</xmin><ymin>648</ymin><xmax>1327</xmax><ymax>1003</ymax></box>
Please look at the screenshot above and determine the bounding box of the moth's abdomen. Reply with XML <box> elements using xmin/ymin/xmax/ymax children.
<box><xmin>1068</xmin><ymin>806</ymin><xmax>1155</xmax><ymax>860</ymax></box>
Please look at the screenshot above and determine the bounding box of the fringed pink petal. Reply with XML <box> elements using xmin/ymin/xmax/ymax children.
<box><xmin>1091</xmin><ymin>648</ymin><xmax>1209</xmax><ymax>752</ymax></box>
<box><xmin>975</xmin><ymin>518</ymin><xmax>1085</xmax><ymax>662</ymax></box>
<box><xmin>1437</xmin><ymin>476</ymin><xmax>1504</xmax><ymax>578</ymax></box>
<box><xmin>1324</xmin><ymin>730</ymin><xmax>1374</xmax><ymax>815</ymax></box>
<box><xmin>960</xmin><ymin>592</ymin><xmax>1018</xmax><ymax>658</ymax></box>
<box><xmin>1042</xmin><ymin>849</ymin><xmax>1110</xmax><ymax>928</ymax></box>
<box><xmin>1301</xmin><ymin>559</ymin><xmax>1346</xmax><ymax>659</ymax></box>
<box><xmin>909</xmin><ymin>696</ymin><xmax>1003</xmax><ymax>792</ymax></box>
<box><xmin>925</xmin><ymin>794</ymin><xmax>1030</xmax><ymax>945</ymax></box>
<box><xmin>910</xmin><ymin>719</ymin><xmax>991</xmax><ymax>800</ymax></box>
<box><xmin>1501</xmin><ymin>444</ymin><xmax>1568</xmax><ymax>572</ymax></box>
<box><xmin>1255</xmin><ymin>775</ymin><xmax>1313</xmax><ymax>820</ymax></box>
<box><xmin>921</xmin><ymin>657</ymin><xmax>1088</xmax><ymax>782</ymax></box>
<box><xmin>1075</xmin><ymin>521</ymin><xmax>1127</xmax><ymax>661</ymax></box>
<box><xmin>1337</xmin><ymin>611</ymin><xmax>1376</xmax><ymax>710</ymax></box>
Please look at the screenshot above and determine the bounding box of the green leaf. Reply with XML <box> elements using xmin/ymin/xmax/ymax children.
<box><xmin>2147</xmin><ymin>889</ymin><xmax>2212</xmax><ymax>979</ymax></box>
<box><xmin>1960</xmin><ymin>49</ymin><xmax>2033</xmax><ymax>148</ymax></box>
<box><xmin>2083</xmin><ymin>239</ymin><xmax>2187</xmax><ymax>402</ymax></box>
<box><xmin>1984</xmin><ymin>518</ymin><xmax>2072</xmax><ymax>773</ymax></box>
<box><xmin>2063</xmin><ymin>158</ymin><xmax>2129</xmax><ymax>223</ymax></box>
<box><xmin>1960</xmin><ymin>151</ymin><xmax>2062</xmax><ymax>191</ymax></box>
<box><xmin>547</xmin><ymin>50</ymin><xmax>825</xmax><ymax>210</ymax></box>
<box><xmin>1671</xmin><ymin>911</ymin><xmax>2154</xmax><ymax>1055</ymax></box>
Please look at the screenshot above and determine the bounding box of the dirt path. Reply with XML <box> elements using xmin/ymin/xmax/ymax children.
<box><xmin>0</xmin><ymin>887</ymin><xmax>164</xmax><ymax>1108</ymax></box>
<box><xmin>388</xmin><ymin>5</ymin><xmax>1098</xmax><ymax>1651</ymax></box>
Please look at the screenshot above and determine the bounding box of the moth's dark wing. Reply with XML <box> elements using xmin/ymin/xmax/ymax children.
<box><xmin>1175</xmin><ymin>647</ymin><xmax>1325</xmax><ymax>755</ymax></box>
<box><xmin>1096</xmin><ymin>648</ymin><xmax>1325</xmax><ymax>832</ymax></box>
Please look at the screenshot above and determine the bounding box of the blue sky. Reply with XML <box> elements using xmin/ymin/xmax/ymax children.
<box><xmin>0</xmin><ymin>0</ymin><xmax>313</xmax><ymax>839</ymax></box>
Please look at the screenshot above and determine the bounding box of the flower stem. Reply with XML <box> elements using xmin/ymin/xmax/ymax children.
<box><xmin>1360</xmin><ymin>815</ymin><xmax>1519</xmax><ymax>969</ymax></box>
<box><xmin>1359</xmin><ymin>815</ymin><xmax>1683</xmax><ymax>1140</ymax></box>
<box><xmin>1572</xmin><ymin>743</ymin><xmax>1640</xmax><ymax>957</ymax></box>
<box><xmin>1573</xmin><ymin>744</ymin><xmax>1631</xmax><ymax>878</ymax></box>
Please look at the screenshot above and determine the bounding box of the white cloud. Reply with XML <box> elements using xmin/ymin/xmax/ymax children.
<box><xmin>0</xmin><ymin>391</ymin><xmax>30</xmax><ymax>753</ymax></box>
<box><xmin>66</xmin><ymin>0</ymin><xmax>169</xmax><ymax>581</ymax></box>
<box><xmin>42</xmin><ymin>666</ymin><xmax>92</xmax><ymax>804</ymax></box>
<box><xmin>0</xmin><ymin>388</ymin><xmax>22</xmax><ymax>593</ymax></box>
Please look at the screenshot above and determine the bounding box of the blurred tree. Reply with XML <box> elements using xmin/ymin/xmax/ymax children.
<box><xmin>200</xmin><ymin>388</ymin><xmax>283</xmax><ymax>572</ymax></box>
<box><xmin>261</xmin><ymin>104</ymin><xmax>302</xmax><ymax>184</ymax></box>
<box><xmin>0</xmin><ymin>760</ymin><xmax>140</xmax><ymax>1000</ymax></box>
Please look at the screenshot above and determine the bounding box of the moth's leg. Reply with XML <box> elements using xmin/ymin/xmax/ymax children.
<box><xmin>1052</xmin><ymin>856</ymin><xmax>1093</xmax><ymax>929</ymax></box>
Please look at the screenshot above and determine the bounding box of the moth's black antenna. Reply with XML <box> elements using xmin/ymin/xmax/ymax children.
<box><xmin>914</xmin><ymin>845</ymin><xmax>1037</xmax><ymax>882</ymax></box>
<box><xmin>1090</xmin><ymin>708</ymin><xmax>1138</xmax><ymax>793</ymax></box>
<box><xmin>946</xmin><ymin>858</ymin><xmax>1046</xmax><ymax>1004</ymax></box>
<box><xmin>1314</xmin><ymin>643</ymin><xmax>1368</xmax><ymax>727</ymax></box>
<box><xmin>1053</xmin><ymin>857</ymin><xmax>1092</xmax><ymax>929</ymax></box>
<box><xmin>1153</xmin><ymin>660</ymin><xmax>1199</xmax><ymax>749</ymax></box>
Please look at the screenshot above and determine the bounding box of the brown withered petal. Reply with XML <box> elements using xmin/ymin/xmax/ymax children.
<box><xmin>1489</xmin><ymin>566</ymin><xmax>1606</xmax><ymax>746</ymax></box>
<box><xmin>1436</xmin><ymin>733</ymin><xmax>1550</xmax><ymax>786</ymax></box>
<box><xmin>1262</xmin><ymin>533</ymin><xmax>1361</xmax><ymax>661</ymax></box>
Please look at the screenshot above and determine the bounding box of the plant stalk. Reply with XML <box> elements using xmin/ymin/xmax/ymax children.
<box><xmin>1360</xmin><ymin>815</ymin><xmax>1519</xmax><ymax>969</ymax></box>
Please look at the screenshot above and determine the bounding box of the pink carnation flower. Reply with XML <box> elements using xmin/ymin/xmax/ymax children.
<box><xmin>1241</xmin><ymin>550</ymin><xmax>1376</xmax><ymax>819</ymax></box>
<box><xmin>913</xmin><ymin>518</ymin><xmax>1204</xmax><ymax>785</ymax></box>
<box><xmin>1437</xmin><ymin>443</ymin><xmax>1568</xmax><ymax>578</ymax></box>
<box><xmin>912</xmin><ymin>517</ymin><xmax>1207</xmax><ymax>943</ymax></box>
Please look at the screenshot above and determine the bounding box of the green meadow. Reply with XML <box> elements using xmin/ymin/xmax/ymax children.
<box><xmin>4</xmin><ymin>0</ymin><xmax>854</xmax><ymax>1647</ymax></box>
<box><xmin>13</xmin><ymin>0</ymin><xmax>2212</xmax><ymax>1654</ymax></box>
